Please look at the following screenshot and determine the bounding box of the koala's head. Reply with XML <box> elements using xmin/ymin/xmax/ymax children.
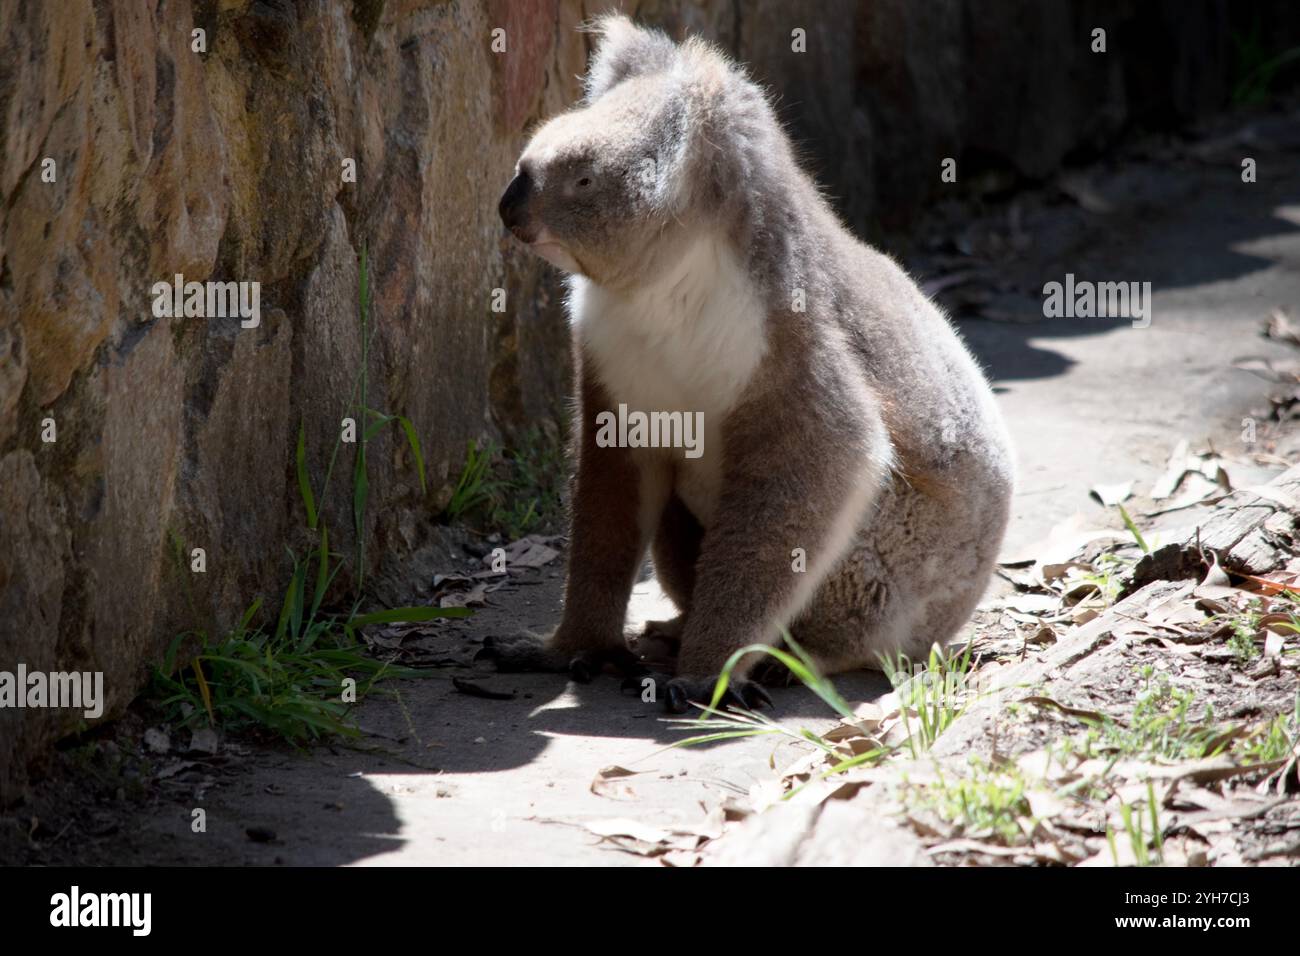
<box><xmin>499</xmin><ymin>16</ymin><xmax>734</xmax><ymax>288</ymax></box>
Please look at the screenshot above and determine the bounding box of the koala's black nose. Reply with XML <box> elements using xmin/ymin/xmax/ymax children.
<box><xmin>498</xmin><ymin>170</ymin><xmax>532</xmax><ymax>232</ymax></box>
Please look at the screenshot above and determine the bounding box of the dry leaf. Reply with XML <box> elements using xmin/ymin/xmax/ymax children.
<box><xmin>1150</xmin><ymin>439</ymin><xmax>1192</xmax><ymax>500</ymax></box>
<box><xmin>1041</xmin><ymin>561</ymin><xmax>1093</xmax><ymax>584</ymax></box>
<box><xmin>1146</xmin><ymin>471</ymin><xmax>1226</xmax><ymax>515</ymax></box>
<box><xmin>439</xmin><ymin>582</ymin><xmax>489</xmax><ymax>608</ymax></box>
<box><xmin>501</xmin><ymin>535</ymin><xmax>562</xmax><ymax>569</ymax></box>
<box><xmin>1022</xmin><ymin>695</ymin><xmax>1106</xmax><ymax>723</ymax></box>
<box><xmin>999</xmin><ymin>513</ymin><xmax>1124</xmax><ymax>567</ymax></box>
<box><xmin>584</xmin><ymin>818</ymin><xmax>690</xmax><ymax>849</ymax></box>
<box><xmin>1193</xmin><ymin>553</ymin><xmax>1239</xmax><ymax>601</ymax></box>
<box><xmin>1002</xmin><ymin>593</ymin><xmax>1061</xmax><ymax>615</ymax></box>
<box><xmin>591</xmin><ymin>765</ymin><xmax>646</xmax><ymax>800</ymax></box>
<box><xmin>1090</xmin><ymin>482</ymin><xmax>1133</xmax><ymax>506</ymax></box>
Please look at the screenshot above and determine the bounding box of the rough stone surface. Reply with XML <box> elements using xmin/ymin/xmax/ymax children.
<box><xmin>1</xmin><ymin>0</ymin><xmax>1295</xmax><ymax>799</ymax></box>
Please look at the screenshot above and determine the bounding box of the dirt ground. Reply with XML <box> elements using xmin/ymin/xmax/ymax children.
<box><xmin>4</xmin><ymin>105</ymin><xmax>1300</xmax><ymax>867</ymax></box>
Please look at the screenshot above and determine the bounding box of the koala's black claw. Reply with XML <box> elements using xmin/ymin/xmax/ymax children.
<box><xmin>664</xmin><ymin>676</ymin><xmax>774</xmax><ymax>714</ymax></box>
<box><xmin>569</xmin><ymin>656</ymin><xmax>595</xmax><ymax>683</ymax></box>
<box><xmin>666</xmin><ymin>680</ymin><xmax>694</xmax><ymax>714</ymax></box>
<box><xmin>743</xmin><ymin>682</ymin><xmax>774</xmax><ymax>710</ymax></box>
<box><xmin>568</xmin><ymin>652</ymin><xmax>612</xmax><ymax>683</ymax></box>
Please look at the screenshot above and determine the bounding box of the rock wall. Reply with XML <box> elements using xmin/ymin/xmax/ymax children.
<box><xmin>0</xmin><ymin>0</ymin><xmax>1291</xmax><ymax>799</ymax></box>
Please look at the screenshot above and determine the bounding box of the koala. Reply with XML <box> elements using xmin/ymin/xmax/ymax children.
<box><xmin>484</xmin><ymin>16</ymin><xmax>1015</xmax><ymax>714</ymax></box>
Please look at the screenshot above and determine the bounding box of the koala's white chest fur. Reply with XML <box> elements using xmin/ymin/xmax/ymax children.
<box><xmin>569</xmin><ymin>234</ymin><xmax>768</xmax><ymax>524</ymax></box>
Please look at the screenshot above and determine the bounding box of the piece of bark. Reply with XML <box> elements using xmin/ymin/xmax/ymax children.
<box><xmin>1124</xmin><ymin>542</ymin><xmax>1205</xmax><ymax>596</ymax></box>
<box><xmin>1197</xmin><ymin>464</ymin><xmax>1300</xmax><ymax>575</ymax></box>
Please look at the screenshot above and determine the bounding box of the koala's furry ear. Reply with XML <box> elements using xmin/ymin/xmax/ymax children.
<box><xmin>581</xmin><ymin>15</ymin><xmax>678</xmax><ymax>102</ymax></box>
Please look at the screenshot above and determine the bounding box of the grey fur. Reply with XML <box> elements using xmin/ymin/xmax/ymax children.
<box><xmin>493</xmin><ymin>16</ymin><xmax>1015</xmax><ymax>708</ymax></box>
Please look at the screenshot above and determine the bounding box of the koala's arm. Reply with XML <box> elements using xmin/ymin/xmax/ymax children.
<box><xmin>483</xmin><ymin>353</ymin><xmax>668</xmax><ymax>676</ymax></box>
<box><xmin>550</xmin><ymin>356</ymin><xmax>652</xmax><ymax>656</ymax></box>
<box><xmin>673</xmin><ymin>367</ymin><xmax>890</xmax><ymax>685</ymax></box>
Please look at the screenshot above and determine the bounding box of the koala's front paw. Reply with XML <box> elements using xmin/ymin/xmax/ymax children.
<box><xmin>478</xmin><ymin>631</ymin><xmax>646</xmax><ymax>683</ymax></box>
<box><xmin>664</xmin><ymin>676</ymin><xmax>774</xmax><ymax>714</ymax></box>
<box><xmin>476</xmin><ymin>632</ymin><xmax>568</xmax><ymax>673</ymax></box>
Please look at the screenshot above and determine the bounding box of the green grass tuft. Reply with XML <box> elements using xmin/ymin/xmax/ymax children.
<box><xmin>153</xmin><ymin>241</ymin><xmax>464</xmax><ymax>743</ymax></box>
<box><xmin>881</xmin><ymin>642</ymin><xmax>976</xmax><ymax>757</ymax></box>
<box><xmin>444</xmin><ymin>425</ymin><xmax>566</xmax><ymax>538</ymax></box>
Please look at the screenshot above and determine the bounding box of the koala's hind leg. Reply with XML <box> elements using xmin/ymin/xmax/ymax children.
<box><xmin>651</xmin><ymin>492</ymin><xmax>702</xmax><ymax>610</ymax></box>
<box><xmin>640</xmin><ymin>492</ymin><xmax>702</xmax><ymax>649</ymax></box>
<box><xmin>792</xmin><ymin>467</ymin><xmax>1012</xmax><ymax>674</ymax></box>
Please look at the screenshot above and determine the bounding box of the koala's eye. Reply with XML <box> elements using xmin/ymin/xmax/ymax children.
<box><xmin>576</xmin><ymin>176</ymin><xmax>592</xmax><ymax>188</ymax></box>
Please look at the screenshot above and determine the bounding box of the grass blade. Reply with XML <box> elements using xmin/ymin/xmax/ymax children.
<box><xmin>192</xmin><ymin>658</ymin><xmax>214</xmax><ymax>726</ymax></box>
<box><xmin>310</xmin><ymin>524</ymin><xmax>330</xmax><ymax>622</ymax></box>
<box><xmin>296</xmin><ymin>422</ymin><xmax>318</xmax><ymax>530</ymax></box>
<box><xmin>395</xmin><ymin>415</ymin><xmax>426</xmax><ymax>494</ymax></box>
<box><xmin>349</xmin><ymin>605</ymin><xmax>472</xmax><ymax>628</ymax></box>
<box><xmin>274</xmin><ymin>558</ymin><xmax>300</xmax><ymax>644</ymax></box>
<box><xmin>1118</xmin><ymin>503</ymin><xmax>1150</xmax><ymax>554</ymax></box>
